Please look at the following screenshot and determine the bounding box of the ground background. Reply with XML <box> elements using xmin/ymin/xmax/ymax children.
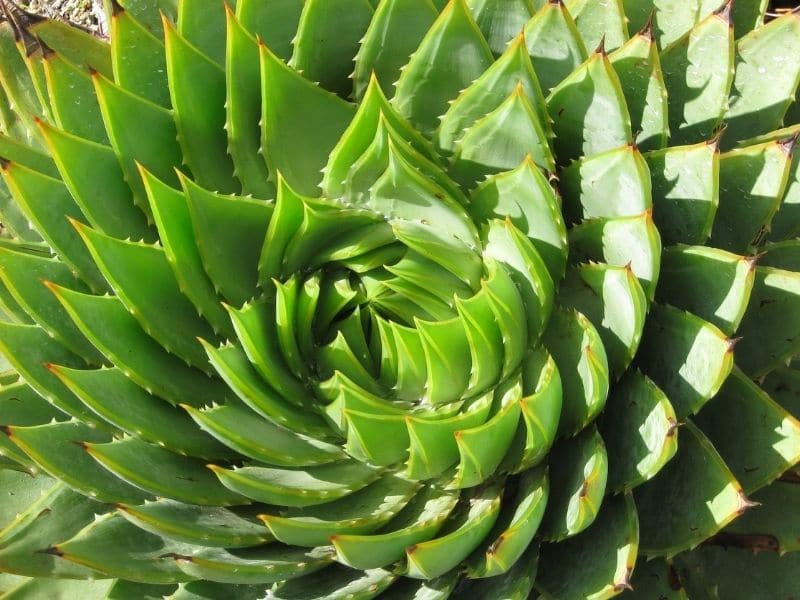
<box><xmin>17</xmin><ymin>0</ymin><xmax>800</xmax><ymax>37</ymax></box>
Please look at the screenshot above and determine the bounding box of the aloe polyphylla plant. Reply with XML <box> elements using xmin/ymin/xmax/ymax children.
<box><xmin>0</xmin><ymin>0</ymin><xmax>799</xmax><ymax>598</ymax></box>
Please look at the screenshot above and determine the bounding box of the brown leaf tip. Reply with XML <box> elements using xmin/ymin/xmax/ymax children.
<box><xmin>778</xmin><ymin>132</ymin><xmax>799</xmax><ymax>156</ymax></box>
<box><xmin>110</xmin><ymin>0</ymin><xmax>125</xmax><ymax>16</ymax></box>
<box><xmin>38</xmin><ymin>546</ymin><xmax>64</xmax><ymax>557</ymax></box>
<box><xmin>594</xmin><ymin>35</ymin><xmax>607</xmax><ymax>57</ymax></box>
<box><xmin>714</xmin><ymin>0</ymin><xmax>734</xmax><ymax>24</ymax></box>
<box><xmin>640</xmin><ymin>10</ymin><xmax>656</xmax><ymax>40</ymax></box>
<box><xmin>726</xmin><ymin>337</ymin><xmax>742</xmax><ymax>353</ymax></box>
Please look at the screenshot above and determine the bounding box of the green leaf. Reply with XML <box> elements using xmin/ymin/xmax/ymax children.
<box><xmin>118</xmin><ymin>499</ymin><xmax>270</xmax><ymax>548</ymax></box>
<box><xmin>482</xmin><ymin>219</ymin><xmax>553</xmax><ymax>345</ymax></box>
<box><xmin>259</xmin><ymin>474</ymin><xmax>419</xmax><ymax>546</ymax></box>
<box><xmin>1</xmin><ymin>578</ymin><xmax>114</xmax><ymax>600</ymax></box>
<box><xmin>110</xmin><ymin>0</ymin><xmax>177</xmax><ymax>37</ymax></box>
<box><xmin>0</xmin><ymin>470</ymin><xmax>56</xmax><ymax>528</ymax></box>
<box><xmin>376</xmin><ymin>573</ymin><xmax>458</xmax><ymax>600</ymax></box>
<box><xmin>450</xmin><ymin>377</ymin><xmax>522</xmax><ymax>488</ymax></box>
<box><xmin>0</xmin><ymin>323</ymin><xmax>102</xmax><ymax>424</ymax></box>
<box><xmin>541</xmin><ymin>308</ymin><xmax>609</xmax><ymax>436</ymax></box>
<box><xmin>523</xmin><ymin>0</ymin><xmax>587</xmax><ymax>94</ymax></box>
<box><xmin>270</xmin><ymin>565</ymin><xmax>395</xmax><ymax>600</ymax></box>
<box><xmin>202</xmin><ymin>341</ymin><xmax>331</xmax><ymax>440</ymax></box>
<box><xmin>537</xmin><ymin>493</ymin><xmax>638</xmax><ymax>600</ymax></box>
<box><xmin>721</xmin><ymin>477</ymin><xmax>800</xmax><ymax>554</ymax></box>
<box><xmin>52</xmin><ymin>365</ymin><xmax>229</xmax><ymax>459</ymax></box>
<box><xmin>673</xmin><ymin>544</ymin><xmax>800</xmax><ymax>598</ymax></box>
<box><xmin>38</xmin><ymin>122</ymin><xmax>155</xmax><ymax>243</ymax></box>
<box><xmin>660</xmin><ymin>8</ymin><xmax>734</xmax><ymax>145</ymax></box>
<box><xmin>732</xmin><ymin>0</ymin><xmax>770</xmax><ymax>38</ymax></box>
<box><xmin>694</xmin><ymin>366</ymin><xmax>800</xmax><ymax>493</ymax></box>
<box><xmin>93</xmin><ymin>71</ymin><xmax>183</xmax><ymax>213</ymax></box>
<box><xmin>176</xmin><ymin>0</ymin><xmax>227</xmax><ymax>66</ymax></box>
<box><xmin>168</xmin><ymin>581</ymin><xmax>263</xmax><ymax>600</ymax></box>
<box><xmin>393</xmin><ymin>0</ymin><xmax>493</xmax><ymax>136</ymax></box>
<box><xmin>625</xmin><ymin>558</ymin><xmax>688</xmax><ymax>599</ymax></box>
<box><xmin>225</xmin><ymin>296</ymin><xmax>310</xmax><ymax>403</ymax></box>
<box><xmin>171</xmin><ymin>545</ymin><xmax>333</xmax><ymax>586</ymax></box>
<box><xmin>724</xmin><ymin>12</ymin><xmax>800</xmax><ymax>145</ymax></box>
<box><xmin>568</xmin><ymin>211</ymin><xmax>662</xmax><ymax>300</ymax></box>
<box><xmin>466</xmin><ymin>466</ymin><xmax>547</xmax><ymax>578</ymax></box>
<box><xmin>636</xmin><ymin>304</ymin><xmax>734</xmax><ymax>418</ymax></box>
<box><xmin>181</xmin><ymin>175</ymin><xmax>271</xmax><ymax>307</ymax></box>
<box><xmin>55</xmin><ymin>512</ymin><xmax>192</xmax><ymax>584</ymax></box>
<box><xmin>109</xmin><ymin>581</ymin><xmax>177</xmax><ymax>600</ymax></box>
<box><xmin>560</xmin><ymin>144</ymin><xmax>651</xmax><ymax>225</ymax></box>
<box><xmin>467</xmin><ymin>0</ymin><xmax>534</xmax><ymax>56</ymax></box>
<box><xmin>736</xmin><ymin>266</ymin><xmax>800</xmax><ymax>377</ymax></box>
<box><xmin>26</xmin><ymin>17</ymin><xmax>112</xmax><ymax>77</ymax></box>
<box><xmin>0</xmin><ymin>161</ymin><xmax>107</xmax><ymax>292</ymax></box>
<box><xmin>645</xmin><ymin>138</ymin><xmax>719</xmax><ymax>245</ymax></box>
<box><xmin>391</xmin><ymin>219</ymin><xmax>482</xmax><ymax>290</ymax></box>
<box><xmin>599</xmin><ymin>371</ymin><xmax>677</xmax><ymax>492</ymax></box>
<box><xmin>539</xmin><ymin>425</ymin><xmax>608</xmax><ymax>540</ymax></box>
<box><xmin>762</xmin><ymin>367</ymin><xmax>800</xmax><ymax>419</ymax></box>
<box><xmin>142</xmin><ymin>168</ymin><xmax>234</xmax><ymax>338</ymax></box>
<box><xmin>86</xmin><ymin>437</ymin><xmax>248</xmax><ymax>506</ymax></box>
<box><xmin>470</xmin><ymin>157</ymin><xmax>566</xmax><ymax>282</ymax></box>
<box><xmin>290</xmin><ymin>0</ymin><xmax>373</xmax><ymax>97</ymax></box>
<box><xmin>710</xmin><ymin>139</ymin><xmax>794</xmax><ymax>253</ymax></box>
<box><xmin>436</xmin><ymin>33</ymin><xmax>549</xmax><ymax>158</ymax></box>
<box><xmin>566</xmin><ymin>0</ymin><xmax>629</xmax><ymax>52</ymax></box>
<box><xmin>450</xmin><ymin>84</ymin><xmax>554</xmax><ymax>188</ymax></box>
<box><xmin>558</xmin><ymin>262</ymin><xmax>648</xmax><ymax>378</ymax></box>
<box><xmin>0</xmin><ymin>23</ymin><xmax>44</xmax><ymax>145</ymax></box>
<box><xmin>235</xmin><ymin>0</ymin><xmax>303</xmax><ymax>61</ymax></box>
<box><xmin>260</xmin><ymin>44</ymin><xmax>355</xmax><ymax>196</ymax></box>
<box><xmin>331</xmin><ymin>484</ymin><xmax>459</xmax><ymax>570</ymax></box>
<box><xmin>546</xmin><ymin>50</ymin><xmax>632</xmax><ymax>163</ymax></box>
<box><xmin>0</xmin><ymin>481</ymin><xmax>111</xmax><ymax>578</ymax></box>
<box><xmin>165</xmin><ymin>19</ymin><xmax>238</xmax><ymax>194</ymax></box>
<box><xmin>74</xmin><ymin>222</ymin><xmax>217</xmax><ymax>370</ymax></box>
<box><xmin>210</xmin><ymin>459</ymin><xmax>383</xmax><ymax>507</ymax></box>
<box><xmin>49</xmin><ymin>285</ymin><xmax>233</xmax><ymax>408</ymax></box>
<box><xmin>224</xmin><ymin>8</ymin><xmax>274</xmax><ymax>199</ymax></box>
<box><xmin>0</xmin><ymin>383</ymin><xmax>67</xmax><ymax>470</ymax></box>
<box><xmin>5</xmin><ymin>420</ymin><xmax>149</xmax><ymax>504</ymax></box>
<box><xmin>404</xmin><ymin>482</ymin><xmax>503</xmax><ymax>580</ymax></box>
<box><xmin>353</xmin><ymin>0</ymin><xmax>437</xmax><ymax>100</ymax></box>
<box><xmin>503</xmin><ymin>347</ymin><xmax>562</xmax><ymax>472</ymax></box>
<box><xmin>0</xmin><ymin>246</ymin><xmax>102</xmax><ymax>363</ymax></box>
<box><xmin>110</xmin><ymin>4</ymin><xmax>169</xmax><ymax>107</ymax></box>
<box><xmin>344</xmin><ymin>409</ymin><xmax>408</xmax><ymax>467</ymax></box>
<box><xmin>769</xmin><ymin>142</ymin><xmax>800</xmax><ymax>242</ymax></box>
<box><xmin>404</xmin><ymin>393</ymin><xmax>493</xmax><ymax>480</ymax></box>
<box><xmin>42</xmin><ymin>48</ymin><xmax>107</xmax><ymax>144</ymax></box>
<box><xmin>635</xmin><ymin>421</ymin><xmax>748</xmax><ymax>557</ymax></box>
<box><xmin>183</xmin><ymin>402</ymin><xmax>344</xmax><ymax>467</ymax></box>
<box><xmin>324</xmin><ymin>73</ymin><xmax>438</xmax><ymax>200</ymax></box>
<box><xmin>657</xmin><ymin>245</ymin><xmax>755</xmax><ymax>335</ymax></box>
<box><xmin>609</xmin><ymin>28</ymin><xmax>669</xmax><ymax>151</ymax></box>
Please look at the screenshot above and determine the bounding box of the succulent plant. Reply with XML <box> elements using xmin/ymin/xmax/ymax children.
<box><xmin>0</xmin><ymin>0</ymin><xmax>799</xmax><ymax>598</ymax></box>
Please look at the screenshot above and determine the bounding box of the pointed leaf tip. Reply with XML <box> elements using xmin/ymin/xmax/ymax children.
<box><xmin>714</xmin><ymin>0</ymin><xmax>734</xmax><ymax>24</ymax></box>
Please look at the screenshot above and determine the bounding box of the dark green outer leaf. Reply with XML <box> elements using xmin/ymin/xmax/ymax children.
<box><xmin>736</xmin><ymin>266</ymin><xmax>800</xmax><ymax>377</ymax></box>
<box><xmin>635</xmin><ymin>421</ymin><xmax>747</xmax><ymax>557</ymax></box>
<box><xmin>536</xmin><ymin>493</ymin><xmax>638</xmax><ymax>600</ymax></box>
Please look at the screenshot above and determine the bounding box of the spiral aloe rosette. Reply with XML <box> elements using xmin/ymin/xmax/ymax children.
<box><xmin>0</xmin><ymin>0</ymin><xmax>799</xmax><ymax>598</ymax></box>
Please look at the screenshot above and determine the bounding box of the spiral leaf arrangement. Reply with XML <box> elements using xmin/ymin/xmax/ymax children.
<box><xmin>0</xmin><ymin>0</ymin><xmax>799</xmax><ymax>598</ymax></box>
